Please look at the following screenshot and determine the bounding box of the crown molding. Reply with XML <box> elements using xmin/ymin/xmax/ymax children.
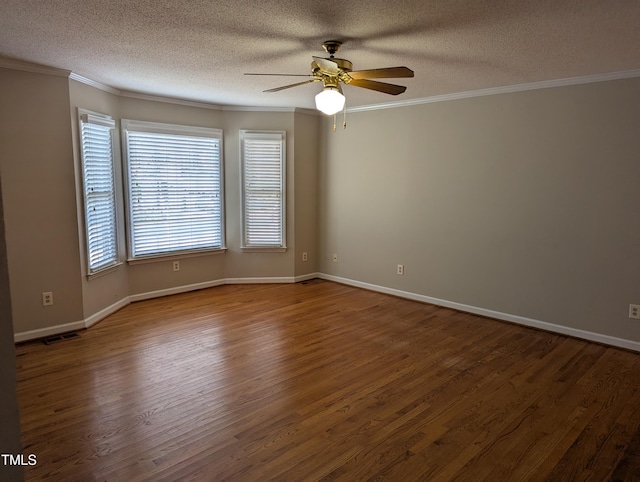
<box><xmin>222</xmin><ymin>106</ymin><xmax>321</xmax><ymax>115</ymax></box>
<box><xmin>118</xmin><ymin>90</ymin><xmax>223</xmax><ymax>110</ymax></box>
<box><xmin>222</xmin><ymin>105</ymin><xmax>295</xmax><ymax>112</ymax></box>
<box><xmin>347</xmin><ymin>69</ymin><xmax>640</xmax><ymax>113</ymax></box>
<box><xmin>0</xmin><ymin>56</ymin><xmax>70</xmax><ymax>78</ymax></box>
<box><xmin>68</xmin><ymin>71</ymin><xmax>297</xmax><ymax>112</ymax></box>
<box><xmin>294</xmin><ymin>107</ymin><xmax>322</xmax><ymax>116</ymax></box>
<box><xmin>70</xmin><ymin>72</ymin><xmax>223</xmax><ymax>109</ymax></box>
<box><xmin>69</xmin><ymin>72</ymin><xmax>121</xmax><ymax>95</ymax></box>
<box><xmin>6</xmin><ymin>57</ymin><xmax>640</xmax><ymax>115</ymax></box>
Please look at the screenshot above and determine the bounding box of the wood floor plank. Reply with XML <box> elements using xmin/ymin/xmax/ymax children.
<box><xmin>15</xmin><ymin>280</ymin><xmax>640</xmax><ymax>480</ymax></box>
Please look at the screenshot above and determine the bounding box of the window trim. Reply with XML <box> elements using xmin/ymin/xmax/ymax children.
<box><xmin>121</xmin><ymin>119</ymin><xmax>225</xmax><ymax>262</ymax></box>
<box><xmin>77</xmin><ymin>108</ymin><xmax>120</xmax><ymax>277</ymax></box>
<box><xmin>240</xmin><ymin>130</ymin><xmax>286</xmax><ymax>251</ymax></box>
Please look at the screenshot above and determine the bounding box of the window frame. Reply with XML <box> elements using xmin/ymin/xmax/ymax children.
<box><xmin>77</xmin><ymin>108</ymin><xmax>120</xmax><ymax>277</ymax></box>
<box><xmin>240</xmin><ymin>130</ymin><xmax>287</xmax><ymax>251</ymax></box>
<box><xmin>121</xmin><ymin>119</ymin><xmax>225</xmax><ymax>262</ymax></box>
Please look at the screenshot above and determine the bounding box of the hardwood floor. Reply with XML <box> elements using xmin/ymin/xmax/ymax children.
<box><xmin>15</xmin><ymin>280</ymin><xmax>640</xmax><ymax>481</ymax></box>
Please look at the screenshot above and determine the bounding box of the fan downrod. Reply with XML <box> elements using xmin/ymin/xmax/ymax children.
<box><xmin>322</xmin><ymin>40</ymin><xmax>342</xmax><ymax>58</ymax></box>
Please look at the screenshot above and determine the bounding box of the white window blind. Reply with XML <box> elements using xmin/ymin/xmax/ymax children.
<box><xmin>122</xmin><ymin>120</ymin><xmax>224</xmax><ymax>260</ymax></box>
<box><xmin>241</xmin><ymin>130</ymin><xmax>286</xmax><ymax>249</ymax></box>
<box><xmin>78</xmin><ymin>110</ymin><xmax>118</xmax><ymax>275</ymax></box>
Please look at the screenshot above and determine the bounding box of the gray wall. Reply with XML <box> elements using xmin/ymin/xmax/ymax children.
<box><xmin>319</xmin><ymin>77</ymin><xmax>640</xmax><ymax>344</ymax></box>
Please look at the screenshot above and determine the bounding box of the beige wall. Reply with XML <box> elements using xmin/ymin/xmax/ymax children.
<box><xmin>117</xmin><ymin>96</ymin><xmax>228</xmax><ymax>295</ymax></box>
<box><xmin>0</xmin><ymin>68</ymin><xmax>84</xmax><ymax>333</ymax></box>
<box><xmin>1</xmin><ymin>69</ymin><xmax>319</xmax><ymax>337</ymax></box>
<box><xmin>293</xmin><ymin>111</ymin><xmax>320</xmax><ymax>276</ymax></box>
<box><xmin>69</xmin><ymin>80</ymin><xmax>129</xmax><ymax>316</ymax></box>
<box><xmin>222</xmin><ymin>110</ymin><xmax>295</xmax><ymax>279</ymax></box>
<box><xmin>319</xmin><ymin>77</ymin><xmax>640</xmax><ymax>343</ymax></box>
<box><xmin>3</xmin><ymin>64</ymin><xmax>639</xmax><ymax>348</ymax></box>
<box><xmin>71</xmin><ymin>88</ymin><xmax>312</xmax><ymax>296</ymax></box>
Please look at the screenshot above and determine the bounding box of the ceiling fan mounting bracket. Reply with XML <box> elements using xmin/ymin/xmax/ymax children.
<box><xmin>322</xmin><ymin>40</ymin><xmax>342</xmax><ymax>58</ymax></box>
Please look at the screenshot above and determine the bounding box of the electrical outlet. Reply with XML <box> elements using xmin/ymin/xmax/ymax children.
<box><xmin>173</xmin><ymin>261</ymin><xmax>180</xmax><ymax>272</ymax></box>
<box><xmin>397</xmin><ymin>264</ymin><xmax>404</xmax><ymax>275</ymax></box>
<box><xmin>302</xmin><ymin>252</ymin><xmax>308</xmax><ymax>262</ymax></box>
<box><xmin>332</xmin><ymin>254</ymin><xmax>338</xmax><ymax>263</ymax></box>
<box><xmin>630</xmin><ymin>304</ymin><xmax>640</xmax><ymax>320</ymax></box>
<box><xmin>42</xmin><ymin>292</ymin><xmax>53</xmax><ymax>306</ymax></box>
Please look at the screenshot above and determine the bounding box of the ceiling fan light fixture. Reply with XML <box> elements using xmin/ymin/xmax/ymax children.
<box><xmin>248</xmin><ymin>41</ymin><xmax>413</xmax><ymax>123</ymax></box>
<box><xmin>315</xmin><ymin>86</ymin><xmax>345</xmax><ymax>115</ymax></box>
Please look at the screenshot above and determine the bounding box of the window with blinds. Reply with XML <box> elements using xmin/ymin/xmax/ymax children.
<box><xmin>78</xmin><ymin>110</ymin><xmax>119</xmax><ymax>275</ymax></box>
<box><xmin>122</xmin><ymin>120</ymin><xmax>224</xmax><ymax>260</ymax></box>
<box><xmin>240</xmin><ymin>130</ymin><xmax>286</xmax><ymax>249</ymax></box>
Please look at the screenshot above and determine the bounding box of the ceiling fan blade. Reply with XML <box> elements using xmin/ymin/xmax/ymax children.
<box><xmin>245</xmin><ymin>73</ymin><xmax>313</xmax><ymax>77</ymax></box>
<box><xmin>347</xmin><ymin>79</ymin><xmax>407</xmax><ymax>95</ymax></box>
<box><xmin>348</xmin><ymin>67</ymin><xmax>414</xmax><ymax>80</ymax></box>
<box><xmin>312</xmin><ymin>56</ymin><xmax>339</xmax><ymax>75</ymax></box>
<box><xmin>263</xmin><ymin>79</ymin><xmax>320</xmax><ymax>93</ymax></box>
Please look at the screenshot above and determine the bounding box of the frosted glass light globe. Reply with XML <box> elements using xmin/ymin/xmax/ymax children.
<box><xmin>315</xmin><ymin>87</ymin><xmax>345</xmax><ymax>115</ymax></box>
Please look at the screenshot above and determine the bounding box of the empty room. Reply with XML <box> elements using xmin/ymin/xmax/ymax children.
<box><xmin>1</xmin><ymin>0</ymin><xmax>639</xmax><ymax>480</ymax></box>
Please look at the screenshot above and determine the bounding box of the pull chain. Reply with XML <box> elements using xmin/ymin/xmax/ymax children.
<box><xmin>343</xmin><ymin>101</ymin><xmax>347</xmax><ymax>129</ymax></box>
<box><xmin>333</xmin><ymin>113</ymin><xmax>337</xmax><ymax>131</ymax></box>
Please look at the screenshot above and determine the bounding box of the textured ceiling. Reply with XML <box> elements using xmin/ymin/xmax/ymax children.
<box><xmin>1</xmin><ymin>0</ymin><xmax>639</xmax><ymax>110</ymax></box>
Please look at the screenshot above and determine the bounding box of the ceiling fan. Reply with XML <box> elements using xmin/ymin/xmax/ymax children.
<box><xmin>246</xmin><ymin>40</ymin><xmax>414</xmax><ymax>116</ymax></box>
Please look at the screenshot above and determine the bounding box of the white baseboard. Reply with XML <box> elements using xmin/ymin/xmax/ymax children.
<box><xmin>295</xmin><ymin>272</ymin><xmax>320</xmax><ymax>283</ymax></box>
<box><xmin>318</xmin><ymin>273</ymin><xmax>640</xmax><ymax>353</ymax></box>
<box><xmin>14</xmin><ymin>320</ymin><xmax>86</xmax><ymax>343</ymax></box>
<box><xmin>224</xmin><ymin>276</ymin><xmax>296</xmax><ymax>284</ymax></box>
<box><xmin>129</xmin><ymin>279</ymin><xmax>226</xmax><ymax>303</ymax></box>
<box><xmin>19</xmin><ymin>272</ymin><xmax>637</xmax><ymax>352</ymax></box>
<box><xmin>13</xmin><ymin>298</ymin><xmax>131</xmax><ymax>343</ymax></box>
<box><xmin>14</xmin><ymin>275</ymin><xmax>321</xmax><ymax>342</ymax></box>
<box><xmin>84</xmin><ymin>297</ymin><xmax>131</xmax><ymax>328</ymax></box>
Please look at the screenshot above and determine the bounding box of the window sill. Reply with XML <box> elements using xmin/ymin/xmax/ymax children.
<box><xmin>127</xmin><ymin>248</ymin><xmax>227</xmax><ymax>265</ymax></box>
<box><xmin>241</xmin><ymin>247</ymin><xmax>287</xmax><ymax>253</ymax></box>
<box><xmin>87</xmin><ymin>262</ymin><xmax>123</xmax><ymax>280</ymax></box>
